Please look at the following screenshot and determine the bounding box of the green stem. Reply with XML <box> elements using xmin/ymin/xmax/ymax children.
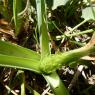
<box><xmin>5</xmin><ymin>85</ymin><xmax>18</xmax><ymax>95</ymax></box>
<box><xmin>52</xmin><ymin>21</ymin><xmax>64</xmax><ymax>34</ymax></box>
<box><xmin>70</xmin><ymin>19</ymin><xmax>89</xmax><ymax>32</ymax></box>
<box><xmin>56</xmin><ymin>29</ymin><xmax>95</xmax><ymax>40</ymax></box>
<box><xmin>20</xmin><ymin>70</ymin><xmax>26</xmax><ymax>95</ymax></box>
<box><xmin>40</xmin><ymin>41</ymin><xmax>95</xmax><ymax>74</ymax></box>
<box><xmin>44</xmin><ymin>72</ymin><xmax>70</xmax><ymax>95</ymax></box>
<box><xmin>18</xmin><ymin>0</ymin><xmax>29</xmax><ymax>17</ymax></box>
<box><xmin>68</xmin><ymin>29</ymin><xmax>94</xmax><ymax>36</ymax></box>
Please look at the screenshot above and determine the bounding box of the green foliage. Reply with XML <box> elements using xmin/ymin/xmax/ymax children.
<box><xmin>0</xmin><ymin>40</ymin><xmax>40</xmax><ymax>60</ymax></box>
<box><xmin>0</xmin><ymin>53</ymin><xmax>41</xmax><ymax>73</ymax></box>
<box><xmin>0</xmin><ymin>0</ymin><xmax>95</xmax><ymax>95</ymax></box>
<box><xmin>82</xmin><ymin>7</ymin><xmax>95</xmax><ymax>20</ymax></box>
<box><xmin>36</xmin><ymin>0</ymin><xmax>50</xmax><ymax>58</ymax></box>
<box><xmin>13</xmin><ymin>0</ymin><xmax>24</xmax><ymax>35</ymax></box>
<box><xmin>40</xmin><ymin>44</ymin><xmax>95</xmax><ymax>74</ymax></box>
<box><xmin>44</xmin><ymin>72</ymin><xmax>70</xmax><ymax>95</ymax></box>
<box><xmin>36</xmin><ymin>0</ymin><xmax>69</xmax><ymax>95</ymax></box>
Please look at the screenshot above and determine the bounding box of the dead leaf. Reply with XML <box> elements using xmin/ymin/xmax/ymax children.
<box><xmin>0</xmin><ymin>19</ymin><xmax>8</xmax><ymax>25</ymax></box>
<box><xmin>0</xmin><ymin>28</ymin><xmax>16</xmax><ymax>39</ymax></box>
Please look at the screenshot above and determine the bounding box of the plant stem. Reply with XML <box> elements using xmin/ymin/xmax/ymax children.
<box><xmin>44</xmin><ymin>72</ymin><xmax>70</xmax><ymax>95</ymax></box>
<box><xmin>18</xmin><ymin>0</ymin><xmax>29</xmax><ymax>16</ymax></box>
<box><xmin>40</xmin><ymin>38</ymin><xmax>95</xmax><ymax>74</ymax></box>
<box><xmin>70</xmin><ymin>19</ymin><xmax>89</xmax><ymax>32</ymax></box>
<box><xmin>56</xmin><ymin>29</ymin><xmax>95</xmax><ymax>40</ymax></box>
<box><xmin>52</xmin><ymin>21</ymin><xmax>64</xmax><ymax>34</ymax></box>
<box><xmin>5</xmin><ymin>85</ymin><xmax>18</xmax><ymax>95</ymax></box>
<box><xmin>20</xmin><ymin>70</ymin><xmax>26</xmax><ymax>95</ymax></box>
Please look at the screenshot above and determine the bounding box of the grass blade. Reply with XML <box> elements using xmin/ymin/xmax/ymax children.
<box><xmin>36</xmin><ymin>0</ymin><xmax>50</xmax><ymax>58</ymax></box>
<box><xmin>13</xmin><ymin>0</ymin><xmax>23</xmax><ymax>35</ymax></box>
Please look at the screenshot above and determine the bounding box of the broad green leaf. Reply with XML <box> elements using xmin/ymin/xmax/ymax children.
<box><xmin>36</xmin><ymin>0</ymin><xmax>50</xmax><ymax>58</ymax></box>
<box><xmin>44</xmin><ymin>72</ymin><xmax>69</xmax><ymax>95</ymax></box>
<box><xmin>0</xmin><ymin>40</ymin><xmax>40</xmax><ymax>60</ymax></box>
<box><xmin>0</xmin><ymin>54</ymin><xmax>41</xmax><ymax>73</ymax></box>
<box><xmin>82</xmin><ymin>6</ymin><xmax>95</xmax><ymax>20</ymax></box>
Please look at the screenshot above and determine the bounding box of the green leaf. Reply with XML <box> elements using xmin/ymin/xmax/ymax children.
<box><xmin>82</xmin><ymin>6</ymin><xmax>95</xmax><ymax>20</ymax></box>
<box><xmin>0</xmin><ymin>40</ymin><xmax>40</xmax><ymax>60</ymax></box>
<box><xmin>0</xmin><ymin>54</ymin><xmax>41</xmax><ymax>73</ymax></box>
<box><xmin>13</xmin><ymin>0</ymin><xmax>23</xmax><ymax>35</ymax></box>
<box><xmin>33</xmin><ymin>90</ymin><xmax>40</xmax><ymax>95</ymax></box>
<box><xmin>48</xmin><ymin>21</ymin><xmax>55</xmax><ymax>31</ymax></box>
<box><xmin>36</xmin><ymin>0</ymin><xmax>50</xmax><ymax>58</ymax></box>
<box><xmin>36</xmin><ymin>1</ymin><xmax>70</xmax><ymax>95</ymax></box>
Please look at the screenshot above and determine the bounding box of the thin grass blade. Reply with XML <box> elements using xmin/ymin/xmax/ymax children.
<box><xmin>36</xmin><ymin>0</ymin><xmax>50</xmax><ymax>58</ymax></box>
<box><xmin>13</xmin><ymin>0</ymin><xmax>23</xmax><ymax>35</ymax></box>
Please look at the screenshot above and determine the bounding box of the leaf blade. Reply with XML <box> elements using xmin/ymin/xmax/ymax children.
<box><xmin>0</xmin><ymin>40</ymin><xmax>41</xmax><ymax>60</ymax></box>
<box><xmin>0</xmin><ymin>54</ymin><xmax>41</xmax><ymax>73</ymax></box>
<box><xmin>36</xmin><ymin>0</ymin><xmax>50</xmax><ymax>58</ymax></box>
<box><xmin>13</xmin><ymin>0</ymin><xmax>23</xmax><ymax>35</ymax></box>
